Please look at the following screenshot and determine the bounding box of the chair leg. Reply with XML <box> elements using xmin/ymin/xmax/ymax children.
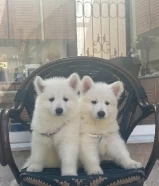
<box><xmin>145</xmin><ymin>104</ymin><xmax>159</xmax><ymax>180</ymax></box>
<box><xmin>1</xmin><ymin>109</ymin><xmax>20</xmax><ymax>184</ymax></box>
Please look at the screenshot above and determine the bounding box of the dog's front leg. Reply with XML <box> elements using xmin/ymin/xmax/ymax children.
<box><xmin>58</xmin><ymin>142</ymin><xmax>78</xmax><ymax>176</ymax></box>
<box><xmin>80</xmin><ymin>137</ymin><xmax>103</xmax><ymax>175</ymax></box>
<box><xmin>26</xmin><ymin>134</ymin><xmax>49</xmax><ymax>172</ymax></box>
<box><xmin>106</xmin><ymin>133</ymin><xmax>142</xmax><ymax>169</ymax></box>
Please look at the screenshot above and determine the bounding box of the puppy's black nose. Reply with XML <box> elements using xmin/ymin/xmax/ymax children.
<box><xmin>55</xmin><ymin>108</ymin><xmax>63</xmax><ymax>115</ymax></box>
<box><xmin>97</xmin><ymin>111</ymin><xmax>105</xmax><ymax>118</ymax></box>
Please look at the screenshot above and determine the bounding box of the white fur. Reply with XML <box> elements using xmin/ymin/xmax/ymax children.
<box><xmin>79</xmin><ymin>76</ymin><xmax>142</xmax><ymax>175</ymax></box>
<box><xmin>11</xmin><ymin>73</ymin><xmax>80</xmax><ymax>186</ymax></box>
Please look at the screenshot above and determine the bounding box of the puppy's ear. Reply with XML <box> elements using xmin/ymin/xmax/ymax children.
<box><xmin>110</xmin><ymin>81</ymin><xmax>124</xmax><ymax>99</ymax></box>
<box><xmin>34</xmin><ymin>76</ymin><xmax>45</xmax><ymax>95</ymax></box>
<box><xmin>82</xmin><ymin>76</ymin><xmax>94</xmax><ymax>94</ymax></box>
<box><xmin>68</xmin><ymin>73</ymin><xmax>80</xmax><ymax>91</ymax></box>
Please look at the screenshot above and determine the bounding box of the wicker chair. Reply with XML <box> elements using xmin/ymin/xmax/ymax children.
<box><xmin>0</xmin><ymin>57</ymin><xmax>159</xmax><ymax>186</ymax></box>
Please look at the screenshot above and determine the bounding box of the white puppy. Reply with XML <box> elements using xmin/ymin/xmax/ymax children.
<box><xmin>79</xmin><ymin>76</ymin><xmax>142</xmax><ymax>175</ymax></box>
<box><xmin>11</xmin><ymin>73</ymin><xmax>80</xmax><ymax>186</ymax></box>
<box><xmin>26</xmin><ymin>73</ymin><xmax>80</xmax><ymax>175</ymax></box>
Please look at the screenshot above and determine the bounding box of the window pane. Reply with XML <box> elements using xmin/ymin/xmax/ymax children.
<box><xmin>0</xmin><ymin>0</ymin><xmax>77</xmax><ymax>133</ymax></box>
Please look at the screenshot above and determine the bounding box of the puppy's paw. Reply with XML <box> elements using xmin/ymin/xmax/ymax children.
<box><xmin>87</xmin><ymin>167</ymin><xmax>103</xmax><ymax>175</ymax></box>
<box><xmin>26</xmin><ymin>164</ymin><xmax>43</xmax><ymax>172</ymax></box>
<box><xmin>62</xmin><ymin>168</ymin><xmax>77</xmax><ymax>176</ymax></box>
<box><xmin>123</xmin><ymin>160</ymin><xmax>142</xmax><ymax>169</ymax></box>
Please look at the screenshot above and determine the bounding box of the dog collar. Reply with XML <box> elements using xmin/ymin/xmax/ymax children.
<box><xmin>40</xmin><ymin>123</ymin><xmax>66</xmax><ymax>138</ymax></box>
<box><xmin>81</xmin><ymin>133</ymin><xmax>104</xmax><ymax>143</ymax></box>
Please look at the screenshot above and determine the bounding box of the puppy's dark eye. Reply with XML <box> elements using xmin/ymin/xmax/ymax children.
<box><xmin>92</xmin><ymin>100</ymin><xmax>97</xmax><ymax>104</ymax></box>
<box><xmin>105</xmin><ymin>101</ymin><xmax>110</xmax><ymax>105</ymax></box>
<box><xmin>63</xmin><ymin>97</ymin><xmax>68</xmax><ymax>102</ymax></box>
<box><xmin>49</xmin><ymin>97</ymin><xmax>54</xmax><ymax>102</ymax></box>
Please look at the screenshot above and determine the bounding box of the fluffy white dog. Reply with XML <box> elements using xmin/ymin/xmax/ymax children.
<box><xmin>11</xmin><ymin>73</ymin><xmax>80</xmax><ymax>186</ymax></box>
<box><xmin>79</xmin><ymin>76</ymin><xmax>142</xmax><ymax>175</ymax></box>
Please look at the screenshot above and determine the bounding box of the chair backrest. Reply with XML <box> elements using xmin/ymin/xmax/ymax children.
<box><xmin>12</xmin><ymin>57</ymin><xmax>148</xmax><ymax>141</ymax></box>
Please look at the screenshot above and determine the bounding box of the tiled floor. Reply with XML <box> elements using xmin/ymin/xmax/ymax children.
<box><xmin>128</xmin><ymin>143</ymin><xmax>159</xmax><ymax>186</ymax></box>
<box><xmin>0</xmin><ymin>143</ymin><xmax>158</xmax><ymax>186</ymax></box>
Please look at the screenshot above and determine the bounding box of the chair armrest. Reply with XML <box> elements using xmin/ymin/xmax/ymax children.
<box><xmin>0</xmin><ymin>108</ymin><xmax>7</xmax><ymax>166</ymax></box>
<box><xmin>145</xmin><ymin>104</ymin><xmax>159</xmax><ymax>180</ymax></box>
<box><xmin>1</xmin><ymin>109</ymin><xmax>20</xmax><ymax>184</ymax></box>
